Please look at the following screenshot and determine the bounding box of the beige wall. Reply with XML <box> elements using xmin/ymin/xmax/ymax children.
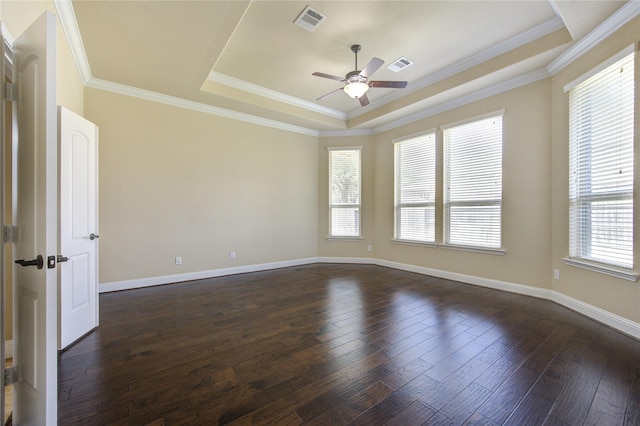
<box><xmin>368</xmin><ymin>80</ymin><xmax>552</xmax><ymax>289</ymax></box>
<box><xmin>2</xmin><ymin>1</ymin><xmax>639</xmax><ymax>340</ymax></box>
<box><xmin>551</xmin><ymin>17</ymin><xmax>640</xmax><ymax>323</ymax></box>
<box><xmin>84</xmin><ymin>88</ymin><xmax>318</xmax><ymax>284</ymax></box>
<box><xmin>1</xmin><ymin>0</ymin><xmax>84</xmax><ymax>342</ymax></box>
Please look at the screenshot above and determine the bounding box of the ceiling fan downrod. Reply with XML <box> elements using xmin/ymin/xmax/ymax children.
<box><xmin>351</xmin><ymin>44</ymin><xmax>362</xmax><ymax>71</ymax></box>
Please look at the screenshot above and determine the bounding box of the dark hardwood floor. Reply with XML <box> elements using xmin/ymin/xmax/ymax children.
<box><xmin>58</xmin><ymin>264</ymin><xmax>640</xmax><ymax>425</ymax></box>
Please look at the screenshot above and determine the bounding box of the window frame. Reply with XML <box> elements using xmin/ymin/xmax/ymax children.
<box><xmin>442</xmin><ymin>112</ymin><xmax>504</xmax><ymax>253</ymax></box>
<box><xmin>327</xmin><ymin>146</ymin><xmax>363</xmax><ymax>239</ymax></box>
<box><xmin>565</xmin><ymin>48</ymin><xmax>636</xmax><ymax>276</ymax></box>
<box><xmin>393</xmin><ymin>131</ymin><xmax>437</xmax><ymax>245</ymax></box>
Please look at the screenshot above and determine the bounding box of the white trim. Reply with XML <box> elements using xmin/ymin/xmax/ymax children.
<box><xmin>99</xmin><ymin>257</ymin><xmax>321</xmax><ymax>293</ymax></box>
<box><xmin>99</xmin><ymin>256</ymin><xmax>640</xmax><ymax>340</ymax></box>
<box><xmin>206</xmin><ymin>16</ymin><xmax>564</xmax><ymax>123</ymax></box>
<box><xmin>440</xmin><ymin>244</ymin><xmax>506</xmax><ymax>256</ymax></box>
<box><xmin>549</xmin><ymin>290</ymin><xmax>640</xmax><ymax>340</ymax></box>
<box><xmin>51</xmin><ymin>0</ymin><xmax>562</xmax><ymax>138</ymax></box>
<box><xmin>547</xmin><ymin>0</ymin><xmax>640</xmax><ymax>75</ymax></box>
<box><xmin>562</xmin><ymin>258</ymin><xmax>639</xmax><ymax>282</ymax></box>
<box><xmin>375</xmin><ymin>258</ymin><xmax>551</xmax><ymax>299</ymax></box>
<box><xmin>326</xmin><ymin>145</ymin><xmax>362</xmax><ymax>152</ymax></box>
<box><xmin>2</xmin><ymin>23</ymin><xmax>15</xmax><ymax>46</ymax></box>
<box><xmin>319</xmin><ymin>129</ymin><xmax>374</xmax><ymax>137</ymax></box>
<box><xmin>348</xmin><ymin>16</ymin><xmax>565</xmax><ymax>120</ymax></box>
<box><xmin>5</xmin><ymin>340</ymin><xmax>12</xmax><ymax>360</ymax></box>
<box><xmin>440</xmin><ymin>110</ymin><xmax>505</xmax><ymax>131</ymax></box>
<box><xmin>86</xmin><ymin>78</ymin><xmax>320</xmax><ymax>137</ymax></box>
<box><xmin>392</xmin><ymin>128</ymin><xmax>437</xmax><ymax>144</ymax></box>
<box><xmin>207</xmin><ymin>72</ymin><xmax>347</xmax><ymax>120</ymax></box>
<box><xmin>373</xmin><ymin>258</ymin><xmax>640</xmax><ymax>340</ymax></box>
<box><xmin>54</xmin><ymin>0</ymin><xmax>91</xmax><ymax>84</ymax></box>
<box><xmin>371</xmin><ymin>68</ymin><xmax>550</xmax><ymax>135</ymax></box>
<box><xmin>325</xmin><ymin>236</ymin><xmax>364</xmax><ymax>241</ymax></box>
<box><xmin>563</xmin><ymin>44</ymin><xmax>635</xmax><ymax>92</ymax></box>
<box><xmin>391</xmin><ymin>239</ymin><xmax>438</xmax><ymax>248</ymax></box>
<box><xmin>317</xmin><ymin>257</ymin><xmax>373</xmax><ymax>265</ymax></box>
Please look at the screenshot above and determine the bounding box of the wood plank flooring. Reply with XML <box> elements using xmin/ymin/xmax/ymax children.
<box><xmin>58</xmin><ymin>264</ymin><xmax>640</xmax><ymax>425</ymax></box>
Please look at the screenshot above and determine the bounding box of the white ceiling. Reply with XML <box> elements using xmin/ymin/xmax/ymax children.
<box><xmin>68</xmin><ymin>0</ymin><xmax>631</xmax><ymax>133</ymax></box>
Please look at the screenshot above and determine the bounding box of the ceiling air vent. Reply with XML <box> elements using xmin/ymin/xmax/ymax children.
<box><xmin>388</xmin><ymin>57</ymin><xmax>413</xmax><ymax>72</ymax></box>
<box><xmin>294</xmin><ymin>6</ymin><xmax>327</xmax><ymax>32</ymax></box>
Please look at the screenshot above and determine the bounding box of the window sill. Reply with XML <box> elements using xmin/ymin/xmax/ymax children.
<box><xmin>326</xmin><ymin>236</ymin><xmax>364</xmax><ymax>241</ymax></box>
<box><xmin>440</xmin><ymin>244</ymin><xmax>506</xmax><ymax>256</ymax></box>
<box><xmin>562</xmin><ymin>258</ymin><xmax>639</xmax><ymax>282</ymax></box>
<box><xmin>392</xmin><ymin>239</ymin><xmax>437</xmax><ymax>248</ymax></box>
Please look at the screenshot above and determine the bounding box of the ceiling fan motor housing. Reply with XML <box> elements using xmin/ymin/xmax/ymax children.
<box><xmin>346</xmin><ymin>70</ymin><xmax>367</xmax><ymax>83</ymax></box>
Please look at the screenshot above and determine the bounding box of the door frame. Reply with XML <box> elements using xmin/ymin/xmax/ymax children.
<box><xmin>1</xmin><ymin>23</ymin><xmax>16</xmax><ymax>423</ymax></box>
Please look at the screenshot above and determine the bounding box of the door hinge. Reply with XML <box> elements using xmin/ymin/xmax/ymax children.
<box><xmin>2</xmin><ymin>225</ymin><xmax>17</xmax><ymax>243</ymax></box>
<box><xmin>4</xmin><ymin>365</ymin><xmax>17</xmax><ymax>386</ymax></box>
<box><xmin>2</xmin><ymin>82</ymin><xmax>15</xmax><ymax>102</ymax></box>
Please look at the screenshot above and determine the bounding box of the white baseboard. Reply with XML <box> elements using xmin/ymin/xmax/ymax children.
<box><xmin>99</xmin><ymin>257</ymin><xmax>321</xmax><ymax>293</ymax></box>
<box><xmin>99</xmin><ymin>255</ymin><xmax>640</xmax><ymax>340</ymax></box>
<box><xmin>374</xmin><ymin>258</ymin><xmax>552</xmax><ymax>300</ymax></box>
<box><xmin>372</xmin><ymin>258</ymin><xmax>640</xmax><ymax>340</ymax></box>
<box><xmin>5</xmin><ymin>340</ymin><xmax>12</xmax><ymax>360</ymax></box>
<box><xmin>549</xmin><ymin>290</ymin><xmax>640</xmax><ymax>340</ymax></box>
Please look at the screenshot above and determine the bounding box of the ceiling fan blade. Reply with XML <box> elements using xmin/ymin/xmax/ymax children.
<box><xmin>369</xmin><ymin>80</ymin><xmax>408</xmax><ymax>88</ymax></box>
<box><xmin>358</xmin><ymin>94</ymin><xmax>370</xmax><ymax>106</ymax></box>
<box><xmin>316</xmin><ymin>87</ymin><xmax>344</xmax><ymax>101</ymax></box>
<box><xmin>359</xmin><ymin>57</ymin><xmax>384</xmax><ymax>78</ymax></box>
<box><xmin>312</xmin><ymin>72</ymin><xmax>346</xmax><ymax>82</ymax></box>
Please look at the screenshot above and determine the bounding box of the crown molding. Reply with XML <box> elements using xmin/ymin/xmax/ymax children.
<box><xmin>370</xmin><ymin>68</ymin><xmax>551</xmax><ymax>135</ymax></box>
<box><xmin>208</xmin><ymin>16</ymin><xmax>565</xmax><ymax>123</ymax></box>
<box><xmin>547</xmin><ymin>0</ymin><xmax>640</xmax><ymax>75</ymax></box>
<box><xmin>54</xmin><ymin>0</ymin><xmax>91</xmax><ymax>84</ymax></box>
<box><xmin>52</xmin><ymin>0</ymin><xmax>626</xmax><ymax>139</ymax></box>
<box><xmin>318</xmin><ymin>128</ymin><xmax>375</xmax><ymax>138</ymax></box>
<box><xmin>207</xmin><ymin>71</ymin><xmax>347</xmax><ymax>120</ymax></box>
<box><xmin>316</xmin><ymin>67</ymin><xmax>551</xmax><ymax>138</ymax></box>
<box><xmin>348</xmin><ymin>16</ymin><xmax>566</xmax><ymax>121</ymax></box>
<box><xmin>86</xmin><ymin>78</ymin><xmax>320</xmax><ymax>137</ymax></box>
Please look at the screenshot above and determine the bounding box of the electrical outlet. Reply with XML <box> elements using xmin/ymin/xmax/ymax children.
<box><xmin>230</xmin><ymin>251</ymin><xmax>236</xmax><ymax>260</ymax></box>
<box><xmin>367</xmin><ymin>245</ymin><xmax>373</xmax><ymax>252</ymax></box>
<box><xmin>553</xmin><ymin>269</ymin><xmax>560</xmax><ymax>280</ymax></box>
<box><xmin>175</xmin><ymin>256</ymin><xmax>182</xmax><ymax>265</ymax></box>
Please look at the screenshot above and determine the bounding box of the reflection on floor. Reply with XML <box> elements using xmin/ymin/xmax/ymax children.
<box><xmin>3</xmin><ymin>359</ymin><xmax>10</xmax><ymax>425</ymax></box>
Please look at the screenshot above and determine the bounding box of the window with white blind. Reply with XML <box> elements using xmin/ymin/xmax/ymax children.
<box><xmin>328</xmin><ymin>147</ymin><xmax>362</xmax><ymax>237</ymax></box>
<box><xmin>443</xmin><ymin>114</ymin><xmax>503</xmax><ymax>250</ymax></box>
<box><xmin>568</xmin><ymin>51</ymin><xmax>634</xmax><ymax>270</ymax></box>
<box><xmin>394</xmin><ymin>132</ymin><xmax>436</xmax><ymax>243</ymax></box>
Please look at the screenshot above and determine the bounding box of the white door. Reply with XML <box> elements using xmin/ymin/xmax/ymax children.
<box><xmin>13</xmin><ymin>12</ymin><xmax>58</xmax><ymax>425</ymax></box>
<box><xmin>59</xmin><ymin>106</ymin><xmax>99</xmax><ymax>350</ymax></box>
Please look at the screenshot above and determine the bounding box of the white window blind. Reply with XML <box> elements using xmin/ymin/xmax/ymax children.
<box><xmin>569</xmin><ymin>52</ymin><xmax>634</xmax><ymax>269</ymax></box>
<box><xmin>329</xmin><ymin>147</ymin><xmax>361</xmax><ymax>237</ymax></box>
<box><xmin>394</xmin><ymin>133</ymin><xmax>436</xmax><ymax>242</ymax></box>
<box><xmin>443</xmin><ymin>115</ymin><xmax>503</xmax><ymax>249</ymax></box>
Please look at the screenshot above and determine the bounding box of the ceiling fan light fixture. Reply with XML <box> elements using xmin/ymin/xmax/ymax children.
<box><xmin>343</xmin><ymin>82</ymin><xmax>369</xmax><ymax>99</ymax></box>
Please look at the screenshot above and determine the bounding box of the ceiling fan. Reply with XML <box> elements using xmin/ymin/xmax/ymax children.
<box><xmin>313</xmin><ymin>44</ymin><xmax>408</xmax><ymax>106</ymax></box>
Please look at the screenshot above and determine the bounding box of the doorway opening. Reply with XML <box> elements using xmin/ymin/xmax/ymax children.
<box><xmin>2</xmin><ymin>34</ymin><xmax>15</xmax><ymax>426</ymax></box>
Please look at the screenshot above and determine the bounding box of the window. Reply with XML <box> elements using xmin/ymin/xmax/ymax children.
<box><xmin>328</xmin><ymin>147</ymin><xmax>361</xmax><ymax>237</ymax></box>
<box><xmin>443</xmin><ymin>114</ymin><xmax>503</xmax><ymax>249</ymax></box>
<box><xmin>394</xmin><ymin>132</ymin><xmax>436</xmax><ymax>243</ymax></box>
<box><xmin>568</xmin><ymin>52</ymin><xmax>634</xmax><ymax>269</ymax></box>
